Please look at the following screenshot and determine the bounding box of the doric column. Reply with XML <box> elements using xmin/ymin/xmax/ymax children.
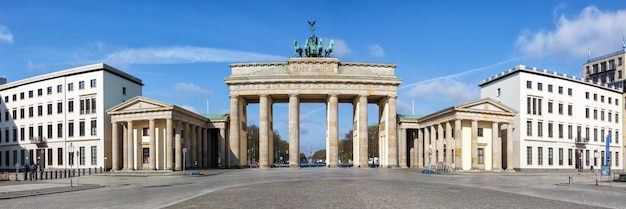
<box><xmin>417</xmin><ymin>128</ymin><xmax>423</xmax><ymax>168</ymax></box>
<box><xmin>506</xmin><ymin>123</ymin><xmax>513</xmax><ymax>171</ymax></box>
<box><xmin>492</xmin><ymin>122</ymin><xmax>501</xmax><ymax>171</ymax></box>
<box><xmin>123</xmin><ymin>122</ymin><xmax>128</xmax><ymax>170</ymax></box>
<box><xmin>190</xmin><ymin>124</ymin><xmax>197</xmax><ymax>167</ymax></box>
<box><xmin>445</xmin><ymin>121</ymin><xmax>453</xmax><ymax>163</ymax></box>
<box><xmin>387</xmin><ymin>96</ymin><xmax>398</xmax><ymax>168</ymax></box>
<box><xmin>126</xmin><ymin>121</ymin><xmax>134</xmax><ymax>170</ymax></box>
<box><xmin>430</xmin><ymin>125</ymin><xmax>436</xmax><ymax>166</ymax></box>
<box><xmin>424</xmin><ymin>127</ymin><xmax>431</xmax><ymax>167</ymax></box>
<box><xmin>219</xmin><ymin>128</ymin><xmax>227</xmax><ymax>168</ymax></box>
<box><xmin>228</xmin><ymin>95</ymin><xmax>240</xmax><ymax>168</ymax></box>
<box><xmin>175</xmin><ymin>121</ymin><xmax>182</xmax><ymax>171</ymax></box>
<box><xmin>111</xmin><ymin>122</ymin><xmax>119</xmax><ymax>170</ymax></box>
<box><xmin>328</xmin><ymin>94</ymin><xmax>339</xmax><ymax>167</ymax></box>
<box><xmin>400</xmin><ymin>128</ymin><xmax>407</xmax><ymax>168</ymax></box>
<box><xmin>149</xmin><ymin>119</ymin><xmax>156</xmax><ymax>170</ymax></box>
<box><xmin>259</xmin><ymin>94</ymin><xmax>270</xmax><ymax>168</ymax></box>
<box><xmin>288</xmin><ymin>94</ymin><xmax>300</xmax><ymax>168</ymax></box>
<box><xmin>196</xmin><ymin>126</ymin><xmax>202</xmax><ymax>167</ymax></box>
<box><xmin>471</xmin><ymin>120</ymin><xmax>478</xmax><ymax>170</ymax></box>
<box><xmin>166</xmin><ymin>119</ymin><xmax>173</xmax><ymax>170</ymax></box>
<box><xmin>454</xmin><ymin>119</ymin><xmax>462</xmax><ymax>170</ymax></box>
<box><xmin>356</xmin><ymin>94</ymin><xmax>368</xmax><ymax>168</ymax></box>
<box><xmin>437</xmin><ymin>124</ymin><xmax>444</xmax><ymax>163</ymax></box>
<box><xmin>186</xmin><ymin>123</ymin><xmax>192</xmax><ymax>168</ymax></box>
<box><xmin>202</xmin><ymin>128</ymin><xmax>208</xmax><ymax>168</ymax></box>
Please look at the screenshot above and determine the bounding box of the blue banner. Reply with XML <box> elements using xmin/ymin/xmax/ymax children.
<box><xmin>606</xmin><ymin>134</ymin><xmax>610</xmax><ymax>166</ymax></box>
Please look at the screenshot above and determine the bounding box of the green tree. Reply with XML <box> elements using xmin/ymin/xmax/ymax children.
<box><xmin>312</xmin><ymin>149</ymin><xmax>326</xmax><ymax>162</ymax></box>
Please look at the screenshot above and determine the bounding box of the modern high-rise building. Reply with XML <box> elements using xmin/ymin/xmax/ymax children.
<box><xmin>481</xmin><ymin>65</ymin><xmax>623</xmax><ymax>171</ymax></box>
<box><xmin>0</xmin><ymin>63</ymin><xmax>142</xmax><ymax>170</ymax></box>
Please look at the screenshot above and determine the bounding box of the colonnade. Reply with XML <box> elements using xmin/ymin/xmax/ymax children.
<box><xmin>227</xmin><ymin>93</ymin><xmax>399</xmax><ymax>169</ymax></box>
<box><xmin>111</xmin><ymin>119</ymin><xmax>222</xmax><ymax>171</ymax></box>
<box><xmin>404</xmin><ymin>119</ymin><xmax>513</xmax><ymax>171</ymax></box>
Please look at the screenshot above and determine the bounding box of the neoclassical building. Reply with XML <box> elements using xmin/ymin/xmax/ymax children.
<box><xmin>107</xmin><ymin>96</ymin><xmax>227</xmax><ymax>171</ymax></box>
<box><xmin>398</xmin><ymin>98</ymin><xmax>516</xmax><ymax>170</ymax></box>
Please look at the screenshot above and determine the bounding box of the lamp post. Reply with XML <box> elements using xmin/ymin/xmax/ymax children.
<box><xmin>594</xmin><ymin>149</ymin><xmax>599</xmax><ymax>185</ymax></box>
<box><xmin>69</xmin><ymin>143</ymin><xmax>74</xmax><ymax>187</ymax></box>
<box><xmin>104</xmin><ymin>156</ymin><xmax>107</xmax><ymax>174</ymax></box>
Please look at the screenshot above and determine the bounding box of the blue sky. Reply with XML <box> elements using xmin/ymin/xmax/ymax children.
<box><xmin>1</xmin><ymin>1</ymin><xmax>626</xmax><ymax>153</ymax></box>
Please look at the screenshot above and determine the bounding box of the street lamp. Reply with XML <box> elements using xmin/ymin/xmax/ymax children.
<box><xmin>594</xmin><ymin>149</ymin><xmax>599</xmax><ymax>185</ymax></box>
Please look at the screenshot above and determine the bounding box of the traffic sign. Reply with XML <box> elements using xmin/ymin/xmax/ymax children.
<box><xmin>182</xmin><ymin>148</ymin><xmax>187</xmax><ymax>153</ymax></box>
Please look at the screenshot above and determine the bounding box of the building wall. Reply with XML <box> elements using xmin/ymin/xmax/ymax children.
<box><xmin>0</xmin><ymin>64</ymin><xmax>142</xmax><ymax>170</ymax></box>
<box><xmin>481</xmin><ymin>65</ymin><xmax>623</xmax><ymax>171</ymax></box>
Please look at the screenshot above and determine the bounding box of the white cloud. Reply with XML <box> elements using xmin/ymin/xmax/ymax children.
<box><xmin>174</xmin><ymin>82</ymin><xmax>212</xmax><ymax>97</ymax></box>
<box><xmin>369</xmin><ymin>44</ymin><xmax>384</xmax><ymax>57</ymax></box>
<box><xmin>179</xmin><ymin>105</ymin><xmax>199</xmax><ymax>113</ymax></box>
<box><xmin>332</xmin><ymin>39</ymin><xmax>352</xmax><ymax>57</ymax></box>
<box><xmin>0</xmin><ymin>26</ymin><xmax>13</xmax><ymax>43</ymax></box>
<box><xmin>104</xmin><ymin>46</ymin><xmax>287</xmax><ymax>65</ymax></box>
<box><xmin>407</xmin><ymin>79</ymin><xmax>479</xmax><ymax>105</ymax></box>
<box><xmin>516</xmin><ymin>6</ymin><xmax>626</xmax><ymax>60</ymax></box>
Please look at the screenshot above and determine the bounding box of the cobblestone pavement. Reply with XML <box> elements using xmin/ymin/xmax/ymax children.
<box><xmin>0</xmin><ymin>168</ymin><xmax>624</xmax><ymax>209</ymax></box>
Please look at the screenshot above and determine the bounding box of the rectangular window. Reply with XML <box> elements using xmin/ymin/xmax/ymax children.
<box><xmin>558</xmin><ymin>86</ymin><xmax>563</xmax><ymax>94</ymax></box>
<box><xmin>5</xmin><ymin>151</ymin><xmax>9</xmax><ymax>166</ymax></box>
<box><xmin>548</xmin><ymin>148</ymin><xmax>553</xmax><ymax>165</ymax></box>
<box><xmin>585</xmin><ymin>92</ymin><xmax>589</xmax><ymax>99</ymax></box>
<box><xmin>91</xmin><ymin>146</ymin><xmax>97</xmax><ymax>165</ymax></box>
<box><xmin>47</xmin><ymin>104</ymin><xmax>52</xmax><ymax>115</ymax></box>
<box><xmin>617</xmin><ymin>152</ymin><xmax>620</xmax><ymax>167</ymax></box>
<box><xmin>609</xmin><ymin>112</ymin><xmax>612</xmax><ymax>122</ymax></box>
<box><xmin>548</xmin><ymin>123</ymin><xmax>553</xmax><ymax>138</ymax></box>
<box><xmin>91</xmin><ymin>98</ymin><xmax>96</xmax><ymax>114</ymax></box>
<box><xmin>526</xmin><ymin>147</ymin><xmax>533</xmax><ymax>165</ymax></box>
<box><xmin>558</xmin><ymin>103</ymin><xmax>563</xmax><ymax>115</ymax></box>
<box><xmin>601</xmin><ymin>110</ymin><xmax>605</xmax><ymax>121</ymax></box>
<box><xmin>91</xmin><ymin>120</ymin><xmax>97</xmax><ymax>136</ymax></box>
<box><xmin>57</xmin><ymin>148</ymin><xmax>63</xmax><ymax>165</ymax></box>
<box><xmin>57</xmin><ymin>102</ymin><xmax>62</xmax><ymax>114</ymax></box>
<box><xmin>567</xmin><ymin>125</ymin><xmax>572</xmax><ymax>139</ymax></box>
<box><xmin>90</xmin><ymin>79</ymin><xmax>96</xmax><ymax>88</ymax></box>
<box><xmin>143</xmin><ymin>148</ymin><xmax>150</xmax><ymax>164</ymax></box>
<box><xmin>47</xmin><ymin>148</ymin><xmax>52</xmax><ymax>166</ymax></box>
<box><xmin>68</xmin><ymin>83</ymin><xmax>74</xmax><ymax>91</ymax></box>
<box><xmin>47</xmin><ymin>124</ymin><xmax>52</xmax><ymax>139</ymax></box>
<box><xmin>47</xmin><ymin>86</ymin><xmax>52</xmax><ymax>95</ymax></box>
<box><xmin>616</xmin><ymin>113</ymin><xmax>619</xmax><ymax>123</ymax></box>
<box><xmin>601</xmin><ymin>130</ymin><xmax>605</xmax><ymax>142</ymax></box>
<box><xmin>79</xmin><ymin>146</ymin><xmax>85</xmax><ymax>165</ymax></box>
<box><xmin>13</xmin><ymin>127</ymin><xmax>17</xmax><ymax>141</ymax></box>
<box><xmin>594</xmin><ymin>93</ymin><xmax>597</xmax><ymax>101</ymax></box>
<box><xmin>537</xmin><ymin>83</ymin><xmax>542</xmax><ymax>91</ymax></box>
<box><xmin>538</xmin><ymin>147</ymin><xmax>543</xmax><ymax>165</ymax></box>
<box><xmin>20</xmin><ymin>127</ymin><xmax>24</xmax><ymax>141</ymax></box>
<box><xmin>616</xmin><ymin>131</ymin><xmax>619</xmax><ymax>144</ymax></box>
<box><xmin>68</xmin><ymin>122</ymin><xmax>74</xmax><ymax>137</ymax></box>
<box><xmin>548</xmin><ymin>101</ymin><xmax>553</xmax><ymax>113</ymax></box>
<box><xmin>609</xmin><ymin>97</ymin><xmax>612</xmax><ymax>104</ymax></box>
<box><xmin>57</xmin><ymin>123</ymin><xmax>63</xmax><ymax>138</ymax></box>
<box><xmin>19</xmin><ymin>108</ymin><xmax>24</xmax><ymax>118</ymax></box>
<box><xmin>37</xmin><ymin>89</ymin><xmax>42</xmax><ymax>96</ymax></box>
<box><xmin>19</xmin><ymin>92</ymin><xmax>24</xmax><ymax>100</ymax></box>
<box><xmin>28</xmin><ymin>107</ymin><xmax>33</xmax><ymax>118</ymax></box>
<box><xmin>537</xmin><ymin>121</ymin><xmax>543</xmax><ymax>137</ymax></box>
<box><xmin>79</xmin><ymin>121</ymin><xmax>85</xmax><ymax>137</ymax></box>
<box><xmin>12</xmin><ymin>109</ymin><xmax>16</xmax><ymax>119</ymax></box>
<box><xmin>586</xmin><ymin>127</ymin><xmax>590</xmax><ymax>141</ymax></box>
<box><xmin>558</xmin><ymin>124</ymin><xmax>563</xmax><ymax>139</ymax></box>
<box><xmin>526</xmin><ymin>121</ymin><xmax>532</xmax><ymax>136</ymax></box>
<box><xmin>601</xmin><ymin>95</ymin><xmax>605</xmax><ymax>103</ymax></box>
<box><xmin>57</xmin><ymin>85</ymin><xmax>62</xmax><ymax>93</ymax></box>
<box><xmin>80</xmin><ymin>100</ymin><xmax>85</xmax><ymax>115</ymax></box>
<box><xmin>567</xmin><ymin>88</ymin><xmax>572</xmax><ymax>96</ymax></box>
<box><xmin>548</xmin><ymin>84</ymin><xmax>553</xmax><ymax>92</ymax></box>
<box><xmin>37</xmin><ymin>105</ymin><xmax>42</xmax><ymax>116</ymax></box>
<box><xmin>538</xmin><ymin>98</ymin><xmax>542</xmax><ymax>115</ymax></box>
<box><xmin>532</xmin><ymin>98</ymin><xmax>536</xmax><ymax>114</ymax></box>
<box><xmin>567</xmin><ymin>104</ymin><xmax>572</xmax><ymax>116</ymax></box>
<box><xmin>594</xmin><ymin>109</ymin><xmax>597</xmax><ymax>120</ymax></box>
<box><xmin>559</xmin><ymin>148</ymin><xmax>563</xmax><ymax>166</ymax></box>
<box><xmin>122</xmin><ymin>87</ymin><xmax>126</xmax><ymax>95</ymax></box>
<box><xmin>79</xmin><ymin>81</ymin><xmax>85</xmax><ymax>90</ymax></box>
<box><xmin>28</xmin><ymin>90</ymin><xmax>33</xmax><ymax>98</ymax></box>
<box><xmin>477</xmin><ymin>148</ymin><xmax>484</xmax><ymax>164</ymax></box>
<box><xmin>526</xmin><ymin>81</ymin><xmax>532</xmax><ymax>89</ymax></box>
<box><xmin>527</xmin><ymin>97</ymin><xmax>531</xmax><ymax>114</ymax></box>
<box><xmin>477</xmin><ymin>128</ymin><xmax>483</xmax><ymax>137</ymax></box>
<box><xmin>68</xmin><ymin>101</ymin><xmax>74</xmax><ymax>113</ymax></box>
<box><xmin>568</xmin><ymin>149</ymin><xmax>573</xmax><ymax>166</ymax></box>
<box><xmin>85</xmin><ymin>98</ymin><xmax>90</xmax><ymax>114</ymax></box>
<box><xmin>585</xmin><ymin>108</ymin><xmax>589</xmax><ymax>118</ymax></box>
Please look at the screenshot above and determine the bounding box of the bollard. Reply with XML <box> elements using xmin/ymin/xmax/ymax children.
<box><xmin>45</xmin><ymin>171</ymin><xmax>48</xmax><ymax>180</ymax></box>
<box><xmin>23</xmin><ymin>170</ymin><xmax>27</xmax><ymax>181</ymax></box>
<box><xmin>40</xmin><ymin>171</ymin><xmax>43</xmax><ymax>180</ymax></box>
<box><xmin>55</xmin><ymin>170</ymin><xmax>58</xmax><ymax>179</ymax></box>
<box><xmin>89</xmin><ymin>167</ymin><xmax>92</xmax><ymax>175</ymax></box>
<box><xmin>569</xmin><ymin>176</ymin><xmax>573</xmax><ymax>185</ymax></box>
<box><xmin>82</xmin><ymin>168</ymin><xmax>85</xmax><ymax>176</ymax></box>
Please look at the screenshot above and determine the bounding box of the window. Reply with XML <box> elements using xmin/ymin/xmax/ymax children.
<box><xmin>537</xmin><ymin>121</ymin><xmax>543</xmax><ymax>137</ymax></box>
<box><xmin>91</xmin><ymin>120</ymin><xmax>97</xmax><ymax>136</ymax></box>
<box><xmin>37</xmin><ymin>89</ymin><xmax>42</xmax><ymax>96</ymax></box>
<box><xmin>538</xmin><ymin>147</ymin><xmax>543</xmax><ymax>165</ymax></box>
<box><xmin>68</xmin><ymin>122</ymin><xmax>74</xmax><ymax>137</ymax></box>
<box><xmin>567</xmin><ymin>88</ymin><xmax>572</xmax><ymax>96</ymax></box>
<box><xmin>548</xmin><ymin>101</ymin><xmax>553</xmax><ymax>113</ymax></box>
<box><xmin>122</xmin><ymin>87</ymin><xmax>126</xmax><ymax>95</ymax></box>
<box><xmin>526</xmin><ymin>121</ymin><xmax>532</xmax><ymax>136</ymax></box>
<box><xmin>609</xmin><ymin>112</ymin><xmax>612</xmax><ymax>122</ymax></box>
<box><xmin>601</xmin><ymin>110</ymin><xmax>605</xmax><ymax>121</ymax></box>
<box><xmin>568</xmin><ymin>149</ymin><xmax>573</xmax><ymax>165</ymax></box>
<box><xmin>609</xmin><ymin>97</ymin><xmax>612</xmax><ymax>104</ymax></box>
<box><xmin>80</xmin><ymin>100</ymin><xmax>85</xmax><ymax>114</ymax></box>
<box><xmin>47</xmin><ymin>124</ymin><xmax>52</xmax><ymax>139</ymax></box>
<box><xmin>57</xmin><ymin>85</ymin><xmax>62</xmax><ymax>93</ymax></box>
<box><xmin>12</xmin><ymin>109</ymin><xmax>16</xmax><ymax>119</ymax></box>
<box><xmin>548</xmin><ymin>84</ymin><xmax>553</xmax><ymax>92</ymax></box>
<box><xmin>79</xmin><ymin>81</ymin><xmax>85</xmax><ymax>90</ymax></box>
<box><xmin>537</xmin><ymin>83</ymin><xmax>543</xmax><ymax>91</ymax></box>
<box><xmin>57</xmin><ymin>123</ymin><xmax>63</xmax><ymax>138</ymax></box>
<box><xmin>57</xmin><ymin>102</ymin><xmax>62</xmax><ymax>114</ymax></box>
<box><xmin>477</xmin><ymin>148</ymin><xmax>484</xmax><ymax>164</ymax></box>
<box><xmin>19</xmin><ymin>92</ymin><xmax>24</xmax><ymax>100</ymax></box>
<box><xmin>3</xmin><ymin>110</ymin><xmax>6</xmax><ymax>121</ymax></box>
<box><xmin>68</xmin><ymin>83</ymin><xmax>74</xmax><ymax>91</ymax></box>
<box><xmin>616</xmin><ymin>113</ymin><xmax>619</xmax><ymax>123</ymax></box>
<box><xmin>142</xmin><ymin>127</ymin><xmax>150</xmax><ymax>136</ymax></box>
<box><xmin>558</xmin><ymin>124</ymin><xmax>563</xmax><ymax>139</ymax></box>
<box><xmin>28</xmin><ymin>107</ymin><xmax>33</xmax><ymax>118</ymax></box>
<box><xmin>47</xmin><ymin>148</ymin><xmax>52</xmax><ymax>166</ymax></box>
<box><xmin>91</xmin><ymin>98</ymin><xmax>96</xmax><ymax>114</ymax></box>
<box><xmin>594</xmin><ymin>128</ymin><xmax>598</xmax><ymax>141</ymax></box>
<box><xmin>19</xmin><ymin>108</ymin><xmax>24</xmax><ymax>118</ymax></box>
<box><xmin>585</xmin><ymin>92</ymin><xmax>589</xmax><ymax>99</ymax></box>
<box><xmin>558</xmin><ymin>148</ymin><xmax>563</xmax><ymax>166</ymax></box>
<box><xmin>548</xmin><ymin>123</ymin><xmax>553</xmax><ymax>138</ymax></box>
<box><xmin>616</xmin><ymin>131</ymin><xmax>619</xmax><ymax>144</ymax></box>
<box><xmin>12</xmin><ymin>94</ymin><xmax>16</xmax><ymax>101</ymax></box>
<box><xmin>13</xmin><ymin>127</ymin><xmax>17</xmax><ymax>141</ymax></box>
<box><xmin>558</xmin><ymin>103</ymin><xmax>563</xmax><ymax>115</ymax></box>
<box><xmin>558</xmin><ymin>86</ymin><xmax>563</xmax><ymax>94</ymax></box>
<box><xmin>526</xmin><ymin>81</ymin><xmax>532</xmax><ymax>89</ymax></box>
<box><xmin>3</xmin><ymin>96</ymin><xmax>7</xmax><ymax>103</ymax></box>
<box><xmin>79</xmin><ymin>146</ymin><xmax>85</xmax><ymax>165</ymax></box>
<box><xmin>79</xmin><ymin>121</ymin><xmax>85</xmax><ymax>137</ymax></box>
<box><xmin>28</xmin><ymin>90</ymin><xmax>33</xmax><ymax>98</ymax></box>
<box><xmin>85</xmin><ymin>98</ymin><xmax>90</xmax><ymax>114</ymax></box>
<box><xmin>567</xmin><ymin>104</ymin><xmax>572</xmax><ymax>116</ymax></box>
<box><xmin>68</xmin><ymin>101</ymin><xmax>74</xmax><ymax>112</ymax></box>
<box><xmin>28</xmin><ymin>126</ymin><xmax>33</xmax><ymax>139</ymax></box>
<box><xmin>586</xmin><ymin>127</ymin><xmax>590</xmax><ymax>141</ymax></box>
<box><xmin>47</xmin><ymin>86</ymin><xmax>52</xmax><ymax>95</ymax></box>
<box><xmin>601</xmin><ymin>130</ymin><xmax>605</xmax><ymax>142</ymax></box>
<box><xmin>143</xmin><ymin>148</ymin><xmax>150</xmax><ymax>164</ymax></box>
<box><xmin>477</xmin><ymin>128</ymin><xmax>483</xmax><ymax>137</ymax></box>
<box><xmin>617</xmin><ymin>152</ymin><xmax>620</xmax><ymax>167</ymax></box>
<box><xmin>91</xmin><ymin>146</ymin><xmax>97</xmax><ymax>165</ymax></box>
<box><xmin>497</xmin><ymin>88</ymin><xmax>500</xmax><ymax>97</ymax></box>
<box><xmin>37</xmin><ymin>105</ymin><xmax>42</xmax><ymax>116</ymax></box>
<box><xmin>585</xmin><ymin>107</ymin><xmax>589</xmax><ymax>118</ymax></box>
<box><xmin>601</xmin><ymin>95</ymin><xmax>605</xmax><ymax>103</ymax></box>
<box><xmin>567</xmin><ymin>125</ymin><xmax>572</xmax><ymax>139</ymax></box>
<box><xmin>594</xmin><ymin>109</ymin><xmax>597</xmax><ymax>120</ymax></box>
<box><xmin>594</xmin><ymin>93</ymin><xmax>597</xmax><ymax>101</ymax></box>
<box><xmin>616</xmin><ymin>98</ymin><xmax>619</xmax><ymax>106</ymax></box>
<box><xmin>548</xmin><ymin>148</ymin><xmax>553</xmax><ymax>165</ymax></box>
<box><xmin>90</xmin><ymin>79</ymin><xmax>96</xmax><ymax>88</ymax></box>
